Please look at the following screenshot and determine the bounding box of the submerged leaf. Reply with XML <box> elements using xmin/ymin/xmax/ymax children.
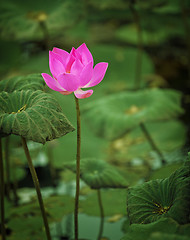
<box><xmin>82</xmin><ymin>89</ymin><xmax>184</xmax><ymax>140</ymax></box>
<box><xmin>127</xmin><ymin>162</ymin><xmax>190</xmax><ymax>224</ymax></box>
<box><xmin>0</xmin><ymin>90</ymin><xmax>75</xmax><ymax>143</ymax></box>
<box><xmin>0</xmin><ymin>73</ymin><xmax>45</xmax><ymax>92</ymax></box>
<box><xmin>65</xmin><ymin>158</ymin><xmax>128</xmax><ymax>189</ymax></box>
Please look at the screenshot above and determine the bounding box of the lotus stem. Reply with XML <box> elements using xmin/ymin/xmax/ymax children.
<box><xmin>0</xmin><ymin>138</ymin><xmax>6</xmax><ymax>240</ymax></box>
<box><xmin>4</xmin><ymin>137</ymin><xmax>11</xmax><ymax>201</ymax></box>
<box><xmin>140</xmin><ymin>122</ymin><xmax>166</xmax><ymax>165</ymax></box>
<box><xmin>129</xmin><ymin>0</ymin><xmax>143</xmax><ymax>90</ymax></box>
<box><xmin>74</xmin><ymin>96</ymin><xmax>81</xmax><ymax>240</ymax></box>
<box><xmin>97</xmin><ymin>189</ymin><xmax>104</xmax><ymax>240</ymax></box>
<box><xmin>21</xmin><ymin>137</ymin><xmax>52</xmax><ymax>240</ymax></box>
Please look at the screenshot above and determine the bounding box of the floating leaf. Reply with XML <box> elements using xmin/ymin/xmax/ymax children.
<box><xmin>127</xmin><ymin>162</ymin><xmax>190</xmax><ymax>224</ymax></box>
<box><xmin>82</xmin><ymin>89</ymin><xmax>184</xmax><ymax>140</ymax></box>
<box><xmin>0</xmin><ymin>90</ymin><xmax>75</xmax><ymax>144</ymax></box>
<box><xmin>0</xmin><ymin>73</ymin><xmax>45</xmax><ymax>92</ymax></box>
<box><xmin>65</xmin><ymin>158</ymin><xmax>128</xmax><ymax>189</ymax></box>
<box><xmin>121</xmin><ymin>217</ymin><xmax>190</xmax><ymax>240</ymax></box>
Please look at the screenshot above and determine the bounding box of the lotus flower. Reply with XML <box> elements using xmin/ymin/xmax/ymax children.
<box><xmin>42</xmin><ymin>43</ymin><xmax>108</xmax><ymax>99</ymax></box>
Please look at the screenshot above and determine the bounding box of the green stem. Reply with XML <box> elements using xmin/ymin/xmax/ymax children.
<box><xmin>97</xmin><ymin>189</ymin><xmax>104</xmax><ymax>240</ymax></box>
<box><xmin>140</xmin><ymin>122</ymin><xmax>166</xmax><ymax>165</ymax></box>
<box><xmin>129</xmin><ymin>0</ymin><xmax>143</xmax><ymax>90</ymax></box>
<box><xmin>0</xmin><ymin>138</ymin><xmax>6</xmax><ymax>240</ymax></box>
<box><xmin>74</xmin><ymin>96</ymin><xmax>81</xmax><ymax>240</ymax></box>
<box><xmin>21</xmin><ymin>137</ymin><xmax>51</xmax><ymax>240</ymax></box>
<box><xmin>4</xmin><ymin>137</ymin><xmax>11</xmax><ymax>201</ymax></box>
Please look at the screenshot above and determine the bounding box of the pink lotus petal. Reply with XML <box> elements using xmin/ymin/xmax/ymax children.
<box><xmin>74</xmin><ymin>88</ymin><xmax>93</xmax><ymax>99</ymax></box>
<box><xmin>52</xmin><ymin>47</ymin><xmax>69</xmax><ymax>66</ymax></box>
<box><xmin>70</xmin><ymin>59</ymin><xmax>83</xmax><ymax>76</ymax></box>
<box><xmin>41</xmin><ymin>73</ymin><xmax>66</xmax><ymax>92</ymax></box>
<box><xmin>84</xmin><ymin>62</ymin><xmax>108</xmax><ymax>88</ymax></box>
<box><xmin>66</xmin><ymin>48</ymin><xmax>76</xmax><ymax>73</ymax></box>
<box><xmin>79</xmin><ymin>61</ymin><xmax>93</xmax><ymax>87</ymax></box>
<box><xmin>49</xmin><ymin>51</ymin><xmax>65</xmax><ymax>79</ymax></box>
<box><xmin>77</xmin><ymin>43</ymin><xmax>94</xmax><ymax>65</ymax></box>
<box><xmin>57</xmin><ymin>73</ymin><xmax>79</xmax><ymax>92</ymax></box>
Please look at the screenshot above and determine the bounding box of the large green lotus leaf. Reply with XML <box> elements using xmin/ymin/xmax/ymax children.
<box><xmin>0</xmin><ymin>73</ymin><xmax>45</xmax><ymax>92</ymax></box>
<box><xmin>82</xmin><ymin>89</ymin><xmax>184</xmax><ymax>140</ymax></box>
<box><xmin>127</xmin><ymin>162</ymin><xmax>190</xmax><ymax>224</ymax></box>
<box><xmin>0</xmin><ymin>90</ymin><xmax>75</xmax><ymax>144</ymax></box>
<box><xmin>80</xmin><ymin>189</ymin><xmax>127</xmax><ymax>216</ymax></box>
<box><xmin>109</xmin><ymin>120</ymin><xmax>187</xmax><ymax>164</ymax></box>
<box><xmin>0</xmin><ymin>0</ymin><xmax>82</xmax><ymax>41</ymax></box>
<box><xmin>65</xmin><ymin>158</ymin><xmax>128</xmax><ymax>189</ymax></box>
<box><xmin>121</xmin><ymin>217</ymin><xmax>190</xmax><ymax>240</ymax></box>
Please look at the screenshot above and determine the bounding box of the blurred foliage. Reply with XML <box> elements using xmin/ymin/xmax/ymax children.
<box><xmin>0</xmin><ymin>0</ymin><xmax>83</xmax><ymax>41</ymax></box>
<box><xmin>0</xmin><ymin>0</ymin><xmax>190</xmax><ymax>239</ymax></box>
<box><xmin>108</xmin><ymin>120</ymin><xmax>187</xmax><ymax>165</ymax></box>
<box><xmin>82</xmin><ymin>89</ymin><xmax>184</xmax><ymax>140</ymax></box>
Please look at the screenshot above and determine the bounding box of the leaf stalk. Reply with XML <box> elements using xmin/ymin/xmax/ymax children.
<box><xmin>21</xmin><ymin>137</ymin><xmax>52</xmax><ymax>240</ymax></box>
